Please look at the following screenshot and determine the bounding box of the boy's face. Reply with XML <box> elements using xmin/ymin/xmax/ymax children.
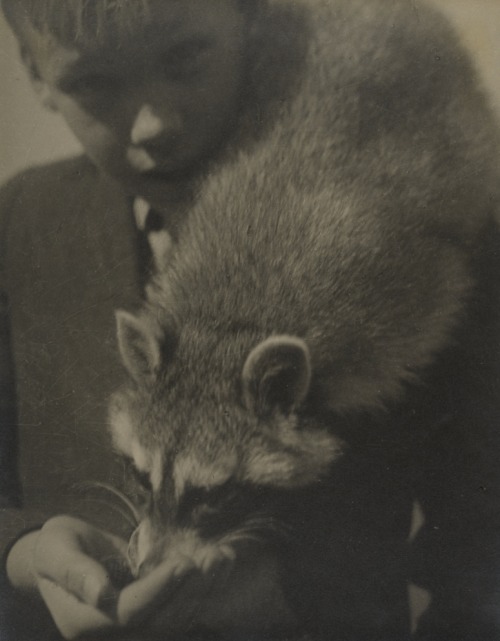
<box><xmin>21</xmin><ymin>0</ymin><xmax>246</xmax><ymax>207</ymax></box>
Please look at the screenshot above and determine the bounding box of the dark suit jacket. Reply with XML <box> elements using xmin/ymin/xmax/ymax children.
<box><xmin>0</xmin><ymin>156</ymin><xmax>144</xmax><ymax>536</ymax></box>
<box><xmin>0</xmin><ymin>157</ymin><xmax>151</xmax><ymax>639</ymax></box>
<box><xmin>0</xmin><ymin>162</ymin><xmax>500</xmax><ymax>641</ymax></box>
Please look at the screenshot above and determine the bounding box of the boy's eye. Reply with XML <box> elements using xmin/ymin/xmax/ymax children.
<box><xmin>59</xmin><ymin>74</ymin><xmax>119</xmax><ymax>98</ymax></box>
<box><xmin>161</xmin><ymin>38</ymin><xmax>211</xmax><ymax>79</ymax></box>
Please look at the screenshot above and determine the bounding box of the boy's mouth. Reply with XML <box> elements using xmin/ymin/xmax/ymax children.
<box><xmin>127</xmin><ymin>146</ymin><xmax>194</xmax><ymax>181</ymax></box>
<box><xmin>127</xmin><ymin>147</ymin><xmax>158</xmax><ymax>173</ymax></box>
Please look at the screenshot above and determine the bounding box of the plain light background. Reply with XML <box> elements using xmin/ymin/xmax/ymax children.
<box><xmin>1</xmin><ymin>0</ymin><xmax>500</xmax><ymax>186</ymax></box>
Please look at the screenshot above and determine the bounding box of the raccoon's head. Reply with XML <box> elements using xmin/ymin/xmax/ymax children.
<box><xmin>109</xmin><ymin>310</ymin><xmax>342</xmax><ymax>577</ymax></box>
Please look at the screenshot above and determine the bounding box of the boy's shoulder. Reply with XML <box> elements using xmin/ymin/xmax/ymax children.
<box><xmin>0</xmin><ymin>155</ymin><xmax>110</xmax><ymax>272</ymax></box>
<box><xmin>0</xmin><ymin>154</ymin><xmax>101</xmax><ymax>227</ymax></box>
<box><xmin>0</xmin><ymin>155</ymin><xmax>98</xmax><ymax>209</ymax></box>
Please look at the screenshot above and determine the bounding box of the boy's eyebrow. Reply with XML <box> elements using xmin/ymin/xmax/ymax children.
<box><xmin>53</xmin><ymin>58</ymin><xmax>114</xmax><ymax>87</ymax></box>
<box><xmin>53</xmin><ymin>28</ymin><xmax>215</xmax><ymax>84</ymax></box>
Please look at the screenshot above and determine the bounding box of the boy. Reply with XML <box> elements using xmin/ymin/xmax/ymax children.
<box><xmin>1</xmin><ymin>1</ymin><xmax>500</xmax><ymax>641</ymax></box>
<box><xmin>0</xmin><ymin>1</ymin><xmax>295</xmax><ymax>639</ymax></box>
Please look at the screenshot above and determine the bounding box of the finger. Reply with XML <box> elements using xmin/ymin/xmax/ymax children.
<box><xmin>38</xmin><ymin>577</ymin><xmax>115</xmax><ymax>640</ymax></box>
<box><xmin>117</xmin><ymin>554</ymin><xmax>196</xmax><ymax>626</ymax></box>
<box><xmin>36</xmin><ymin>545</ymin><xmax>117</xmax><ymax>609</ymax></box>
<box><xmin>34</xmin><ymin>518</ymin><xmax>122</xmax><ymax>607</ymax></box>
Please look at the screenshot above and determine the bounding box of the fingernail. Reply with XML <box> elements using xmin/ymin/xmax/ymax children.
<box><xmin>172</xmin><ymin>555</ymin><xmax>196</xmax><ymax>578</ymax></box>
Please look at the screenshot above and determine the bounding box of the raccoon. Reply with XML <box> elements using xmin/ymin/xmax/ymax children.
<box><xmin>109</xmin><ymin>0</ymin><xmax>500</xmax><ymax>638</ymax></box>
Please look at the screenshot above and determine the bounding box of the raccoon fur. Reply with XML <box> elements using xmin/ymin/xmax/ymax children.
<box><xmin>109</xmin><ymin>1</ymin><xmax>500</xmax><ymax>638</ymax></box>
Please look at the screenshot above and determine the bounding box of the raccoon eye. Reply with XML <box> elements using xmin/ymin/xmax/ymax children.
<box><xmin>125</xmin><ymin>458</ymin><xmax>153</xmax><ymax>492</ymax></box>
<box><xmin>133</xmin><ymin>469</ymin><xmax>153</xmax><ymax>492</ymax></box>
<box><xmin>178</xmin><ymin>480</ymin><xmax>235</xmax><ymax>522</ymax></box>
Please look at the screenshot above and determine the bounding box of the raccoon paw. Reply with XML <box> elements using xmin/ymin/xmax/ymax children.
<box><xmin>193</xmin><ymin>543</ymin><xmax>236</xmax><ymax>577</ymax></box>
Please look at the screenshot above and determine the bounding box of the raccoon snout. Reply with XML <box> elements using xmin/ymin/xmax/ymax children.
<box><xmin>128</xmin><ymin>521</ymin><xmax>184</xmax><ymax>578</ymax></box>
<box><xmin>128</xmin><ymin>520</ymin><xmax>237</xmax><ymax>580</ymax></box>
<box><xmin>128</xmin><ymin>521</ymin><xmax>160</xmax><ymax>578</ymax></box>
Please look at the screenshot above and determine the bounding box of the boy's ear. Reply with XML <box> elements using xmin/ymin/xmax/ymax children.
<box><xmin>20</xmin><ymin>45</ymin><xmax>58</xmax><ymax>112</ymax></box>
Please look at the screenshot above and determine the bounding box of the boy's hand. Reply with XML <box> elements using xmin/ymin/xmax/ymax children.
<box><xmin>32</xmin><ymin>515</ymin><xmax>127</xmax><ymax>639</ymax></box>
<box><xmin>13</xmin><ymin>515</ymin><xmax>294</xmax><ymax>639</ymax></box>
<box><xmin>31</xmin><ymin>516</ymin><xmax>208</xmax><ymax>638</ymax></box>
<box><xmin>36</xmin><ymin>554</ymin><xmax>198</xmax><ymax>640</ymax></box>
<box><xmin>34</xmin><ymin>516</ymin><xmax>129</xmax><ymax>607</ymax></box>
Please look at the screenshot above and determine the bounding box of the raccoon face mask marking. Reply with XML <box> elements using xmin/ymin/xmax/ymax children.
<box><xmin>110</xmin><ymin>315</ymin><xmax>343</xmax><ymax>577</ymax></box>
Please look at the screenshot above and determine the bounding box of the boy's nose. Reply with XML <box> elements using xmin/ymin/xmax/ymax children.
<box><xmin>130</xmin><ymin>104</ymin><xmax>181</xmax><ymax>145</ymax></box>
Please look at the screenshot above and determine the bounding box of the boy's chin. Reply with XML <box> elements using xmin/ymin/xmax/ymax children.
<box><xmin>100</xmin><ymin>154</ymin><xmax>209</xmax><ymax>207</ymax></box>
<box><xmin>128</xmin><ymin>172</ymin><xmax>195</xmax><ymax>208</ymax></box>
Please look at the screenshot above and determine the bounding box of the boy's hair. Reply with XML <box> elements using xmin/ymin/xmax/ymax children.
<box><xmin>2</xmin><ymin>0</ymin><xmax>261</xmax><ymax>47</ymax></box>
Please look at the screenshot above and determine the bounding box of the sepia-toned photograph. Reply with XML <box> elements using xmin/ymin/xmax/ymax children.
<box><xmin>0</xmin><ymin>1</ymin><xmax>499</xmax><ymax>640</ymax></box>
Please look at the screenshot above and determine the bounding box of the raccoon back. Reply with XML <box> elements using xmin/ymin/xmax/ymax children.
<box><xmin>148</xmin><ymin>0</ymin><xmax>500</xmax><ymax>412</ymax></box>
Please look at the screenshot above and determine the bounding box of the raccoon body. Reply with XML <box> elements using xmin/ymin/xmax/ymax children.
<box><xmin>109</xmin><ymin>0</ymin><xmax>500</xmax><ymax>637</ymax></box>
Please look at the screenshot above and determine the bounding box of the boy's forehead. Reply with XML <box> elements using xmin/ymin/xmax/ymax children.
<box><xmin>18</xmin><ymin>0</ymin><xmax>239</xmax><ymax>51</ymax></box>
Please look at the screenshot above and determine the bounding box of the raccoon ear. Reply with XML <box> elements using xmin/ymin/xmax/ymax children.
<box><xmin>115</xmin><ymin>310</ymin><xmax>161</xmax><ymax>385</ymax></box>
<box><xmin>242</xmin><ymin>336</ymin><xmax>311</xmax><ymax>416</ymax></box>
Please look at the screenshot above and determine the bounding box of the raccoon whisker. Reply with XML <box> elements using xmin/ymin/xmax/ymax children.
<box><xmin>243</xmin><ymin>515</ymin><xmax>293</xmax><ymax>536</ymax></box>
<box><xmin>237</xmin><ymin>523</ymin><xmax>274</xmax><ymax>537</ymax></box>
<box><xmin>73</xmin><ymin>495</ymin><xmax>138</xmax><ymax>530</ymax></box>
<box><xmin>238</xmin><ymin>516</ymin><xmax>299</xmax><ymax>544</ymax></box>
<box><xmin>220</xmin><ymin>531</ymin><xmax>266</xmax><ymax>547</ymax></box>
<box><xmin>219</xmin><ymin>515</ymin><xmax>292</xmax><ymax>548</ymax></box>
<box><xmin>242</xmin><ymin>514</ymin><xmax>277</xmax><ymax>526</ymax></box>
<box><xmin>74</xmin><ymin>481</ymin><xmax>140</xmax><ymax>526</ymax></box>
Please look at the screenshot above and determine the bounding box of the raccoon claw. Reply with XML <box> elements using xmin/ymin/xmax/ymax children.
<box><xmin>219</xmin><ymin>544</ymin><xmax>237</xmax><ymax>562</ymax></box>
<box><xmin>194</xmin><ymin>544</ymin><xmax>236</xmax><ymax>579</ymax></box>
<box><xmin>172</xmin><ymin>554</ymin><xmax>197</xmax><ymax>578</ymax></box>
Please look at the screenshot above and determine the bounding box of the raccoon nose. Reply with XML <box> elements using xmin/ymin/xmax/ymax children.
<box><xmin>128</xmin><ymin>524</ymin><xmax>173</xmax><ymax>578</ymax></box>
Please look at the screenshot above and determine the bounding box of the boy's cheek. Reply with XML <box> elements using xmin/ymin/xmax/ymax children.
<box><xmin>53</xmin><ymin>93</ymin><xmax>112</xmax><ymax>135</ymax></box>
<box><xmin>49</xmin><ymin>96</ymin><xmax>124</xmax><ymax>170</ymax></box>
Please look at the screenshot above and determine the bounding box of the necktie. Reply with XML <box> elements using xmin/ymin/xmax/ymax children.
<box><xmin>133</xmin><ymin>197</ymin><xmax>174</xmax><ymax>283</ymax></box>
